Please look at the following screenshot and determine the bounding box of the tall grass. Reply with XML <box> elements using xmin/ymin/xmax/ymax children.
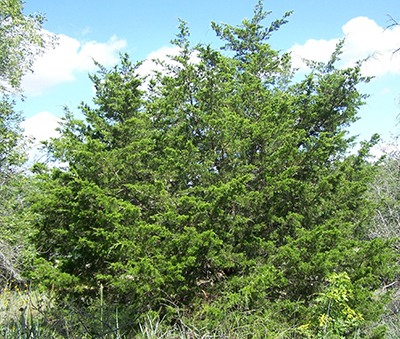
<box><xmin>0</xmin><ymin>281</ymin><xmax>137</xmax><ymax>338</ymax></box>
<box><xmin>0</xmin><ymin>280</ymin><xmax>58</xmax><ymax>338</ymax></box>
<box><xmin>0</xmin><ymin>281</ymin><xmax>294</xmax><ymax>338</ymax></box>
<box><xmin>0</xmin><ymin>281</ymin><xmax>397</xmax><ymax>338</ymax></box>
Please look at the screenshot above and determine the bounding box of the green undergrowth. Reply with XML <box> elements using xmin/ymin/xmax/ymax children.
<box><xmin>0</xmin><ymin>280</ymin><xmax>398</xmax><ymax>338</ymax></box>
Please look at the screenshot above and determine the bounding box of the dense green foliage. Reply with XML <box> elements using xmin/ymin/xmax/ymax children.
<box><xmin>29</xmin><ymin>2</ymin><xmax>397</xmax><ymax>336</ymax></box>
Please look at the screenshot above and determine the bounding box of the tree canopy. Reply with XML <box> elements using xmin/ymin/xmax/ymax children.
<box><xmin>31</xmin><ymin>2</ymin><xmax>397</xmax><ymax>335</ymax></box>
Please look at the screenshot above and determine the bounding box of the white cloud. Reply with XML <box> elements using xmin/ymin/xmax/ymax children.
<box><xmin>21</xmin><ymin>111</ymin><xmax>61</xmax><ymax>142</ymax></box>
<box><xmin>290</xmin><ymin>38</ymin><xmax>340</xmax><ymax>70</ymax></box>
<box><xmin>21</xmin><ymin>111</ymin><xmax>61</xmax><ymax>164</ymax></box>
<box><xmin>22</xmin><ymin>31</ymin><xmax>127</xmax><ymax>96</ymax></box>
<box><xmin>289</xmin><ymin>16</ymin><xmax>400</xmax><ymax>77</ymax></box>
<box><xmin>22</xmin><ymin>111</ymin><xmax>61</xmax><ymax>144</ymax></box>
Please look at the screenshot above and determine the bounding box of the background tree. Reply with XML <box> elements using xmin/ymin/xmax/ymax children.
<box><xmin>0</xmin><ymin>98</ymin><xmax>30</xmax><ymax>281</ymax></box>
<box><xmin>0</xmin><ymin>0</ymin><xmax>51</xmax><ymax>95</ymax></box>
<box><xmin>31</xmin><ymin>2</ymin><xmax>396</xmax><ymax>334</ymax></box>
<box><xmin>367</xmin><ymin>142</ymin><xmax>400</xmax><ymax>242</ymax></box>
<box><xmin>370</xmin><ymin>14</ymin><xmax>400</xmax><ymax>244</ymax></box>
<box><xmin>0</xmin><ymin>0</ymin><xmax>51</xmax><ymax>281</ymax></box>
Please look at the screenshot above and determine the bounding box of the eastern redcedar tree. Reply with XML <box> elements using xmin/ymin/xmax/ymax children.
<box><xmin>30</xmin><ymin>1</ymin><xmax>397</xmax><ymax>330</ymax></box>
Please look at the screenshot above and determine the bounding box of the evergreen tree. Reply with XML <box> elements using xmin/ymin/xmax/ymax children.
<box><xmin>31</xmin><ymin>2</ymin><xmax>396</xmax><ymax>331</ymax></box>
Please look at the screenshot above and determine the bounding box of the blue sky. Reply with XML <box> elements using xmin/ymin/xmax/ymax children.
<box><xmin>17</xmin><ymin>0</ymin><xmax>400</xmax><ymax>157</ymax></box>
